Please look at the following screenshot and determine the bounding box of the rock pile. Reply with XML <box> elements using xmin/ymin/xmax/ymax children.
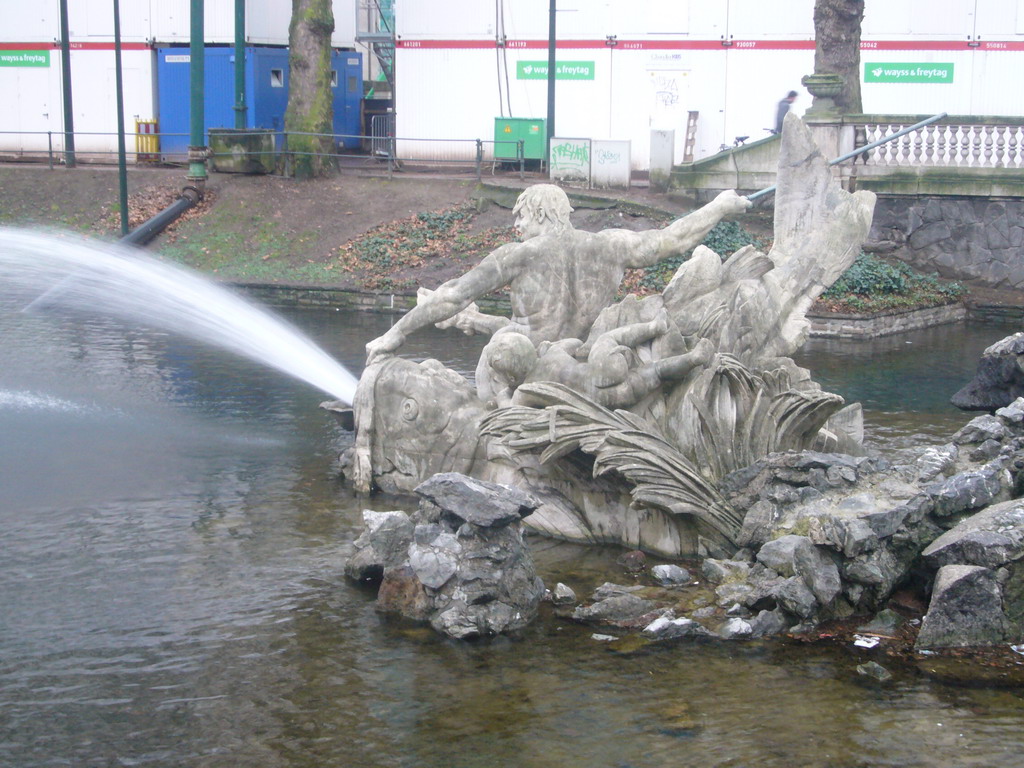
<box><xmin>344</xmin><ymin>472</ymin><xmax>545</xmax><ymax>639</ymax></box>
<box><xmin>562</xmin><ymin>399</ymin><xmax>1024</xmax><ymax>650</ymax></box>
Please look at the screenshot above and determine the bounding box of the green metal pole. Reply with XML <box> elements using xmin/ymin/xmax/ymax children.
<box><xmin>58</xmin><ymin>0</ymin><xmax>76</xmax><ymax>168</ymax></box>
<box><xmin>546</xmin><ymin>0</ymin><xmax>556</xmax><ymax>162</ymax></box>
<box><xmin>113</xmin><ymin>0</ymin><xmax>129</xmax><ymax>236</ymax></box>
<box><xmin>233</xmin><ymin>0</ymin><xmax>246</xmax><ymax>129</ymax></box>
<box><xmin>188</xmin><ymin>0</ymin><xmax>208</xmax><ymax>184</ymax></box>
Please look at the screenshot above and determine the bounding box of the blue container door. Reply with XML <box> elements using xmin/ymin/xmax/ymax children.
<box><xmin>332</xmin><ymin>52</ymin><xmax>363</xmax><ymax>149</ymax></box>
<box><xmin>156</xmin><ymin>48</ymin><xmax>193</xmax><ymax>159</ymax></box>
<box><xmin>251</xmin><ymin>47</ymin><xmax>290</xmax><ymax>139</ymax></box>
<box><xmin>157</xmin><ymin>47</ymin><xmax>249</xmax><ymax>160</ymax></box>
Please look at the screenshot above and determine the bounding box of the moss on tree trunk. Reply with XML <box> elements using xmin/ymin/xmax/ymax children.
<box><xmin>813</xmin><ymin>0</ymin><xmax>864</xmax><ymax>114</ymax></box>
<box><xmin>285</xmin><ymin>0</ymin><xmax>336</xmax><ymax>179</ymax></box>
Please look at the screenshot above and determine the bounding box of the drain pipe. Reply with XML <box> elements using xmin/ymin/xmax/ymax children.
<box><xmin>120</xmin><ymin>186</ymin><xmax>203</xmax><ymax>246</ymax></box>
<box><xmin>23</xmin><ymin>185</ymin><xmax>202</xmax><ymax>311</ymax></box>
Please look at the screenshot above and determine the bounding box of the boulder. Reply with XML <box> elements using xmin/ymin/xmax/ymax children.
<box><xmin>345</xmin><ymin>473</ymin><xmax>545</xmax><ymax>639</ymax></box>
<box><xmin>915</xmin><ymin>565</ymin><xmax>1017</xmax><ymax>649</ymax></box>
<box><xmin>551</xmin><ymin>583</ymin><xmax>578</xmax><ymax>605</ymax></box>
<box><xmin>952</xmin><ymin>415</ymin><xmax>1009</xmax><ymax>445</ymax></box>
<box><xmin>951</xmin><ymin>335</ymin><xmax>1024</xmax><ymax>412</ymax></box>
<box><xmin>651</xmin><ymin>564</ymin><xmax>691</xmax><ymax>586</ymax></box>
<box><xmin>572</xmin><ymin>594</ymin><xmax>658</xmax><ymax>625</ymax></box>
<box><xmin>642</xmin><ymin>615</ymin><xmax>716</xmax><ymax>640</ymax></box>
<box><xmin>922</xmin><ymin>498</ymin><xmax>1024</xmax><ymax>570</ymax></box>
<box><xmin>344</xmin><ymin>510</ymin><xmax>415</xmax><ymax>582</ymax></box>
<box><xmin>414</xmin><ymin>472</ymin><xmax>537</xmax><ymax>528</ymax></box>
<box><xmin>924</xmin><ymin>460</ymin><xmax>1010</xmax><ymax>518</ymax></box>
<box><xmin>719</xmin><ymin>617</ymin><xmax>754</xmax><ymax>639</ymax></box>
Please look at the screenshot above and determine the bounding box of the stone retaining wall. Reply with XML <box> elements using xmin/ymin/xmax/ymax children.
<box><xmin>870</xmin><ymin>196</ymin><xmax>1024</xmax><ymax>290</ymax></box>
<box><xmin>241</xmin><ymin>284</ymin><xmax>984</xmax><ymax>340</ymax></box>
<box><xmin>234</xmin><ymin>283</ymin><xmax>512</xmax><ymax>318</ymax></box>
<box><xmin>807</xmin><ymin>303</ymin><xmax>968</xmax><ymax>339</ymax></box>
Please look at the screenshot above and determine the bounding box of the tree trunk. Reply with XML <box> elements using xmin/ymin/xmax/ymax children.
<box><xmin>285</xmin><ymin>0</ymin><xmax>336</xmax><ymax>178</ymax></box>
<box><xmin>813</xmin><ymin>0</ymin><xmax>864</xmax><ymax>113</ymax></box>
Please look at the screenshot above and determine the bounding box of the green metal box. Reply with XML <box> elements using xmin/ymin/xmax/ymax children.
<box><xmin>493</xmin><ymin>117</ymin><xmax>547</xmax><ymax>160</ymax></box>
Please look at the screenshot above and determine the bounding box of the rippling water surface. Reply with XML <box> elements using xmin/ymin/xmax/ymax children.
<box><xmin>2</xmin><ymin>304</ymin><xmax>1022</xmax><ymax>768</ymax></box>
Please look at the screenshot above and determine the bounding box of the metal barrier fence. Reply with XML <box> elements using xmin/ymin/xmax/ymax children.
<box><xmin>0</xmin><ymin>127</ymin><xmax>533</xmax><ymax>182</ymax></box>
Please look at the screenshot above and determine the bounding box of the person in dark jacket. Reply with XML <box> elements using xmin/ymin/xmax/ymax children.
<box><xmin>775</xmin><ymin>90</ymin><xmax>798</xmax><ymax>134</ymax></box>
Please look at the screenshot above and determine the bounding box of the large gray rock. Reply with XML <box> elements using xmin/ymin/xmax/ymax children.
<box><xmin>952</xmin><ymin>414</ymin><xmax>1009</xmax><ymax>445</ymax></box>
<box><xmin>756</xmin><ymin>535</ymin><xmax>805</xmax><ymax>576</ymax></box>
<box><xmin>573</xmin><ymin>594</ymin><xmax>659</xmax><ymax>626</ymax></box>
<box><xmin>642</xmin><ymin>614</ymin><xmax>716</xmax><ymax>640</ymax></box>
<box><xmin>915</xmin><ymin>565</ymin><xmax>1017</xmax><ymax>649</ymax></box>
<box><xmin>924</xmin><ymin>460</ymin><xmax>1010</xmax><ymax>518</ymax></box>
<box><xmin>775</xmin><ymin>577</ymin><xmax>818</xmax><ymax>619</ymax></box>
<box><xmin>345</xmin><ymin>473</ymin><xmax>545</xmax><ymax>639</ymax></box>
<box><xmin>793</xmin><ymin>541</ymin><xmax>842</xmax><ymax>607</ymax></box>
<box><xmin>414</xmin><ymin>472</ymin><xmax>538</xmax><ymax>528</ymax></box>
<box><xmin>344</xmin><ymin>510</ymin><xmax>415</xmax><ymax>582</ymax></box>
<box><xmin>951</xmin><ymin>335</ymin><xmax>1024</xmax><ymax>412</ymax></box>
<box><xmin>922</xmin><ymin>499</ymin><xmax>1024</xmax><ymax>570</ymax></box>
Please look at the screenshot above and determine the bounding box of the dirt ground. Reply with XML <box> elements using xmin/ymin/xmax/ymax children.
<box><xmin>1</xmin><ymin>161</ymin><xmax>1020</xmax><ymax>307</ymax></box>
<box><xmin>0</xmin><ymin>162</ymin><xmax>771</xmax><ymax>290</ymax></box>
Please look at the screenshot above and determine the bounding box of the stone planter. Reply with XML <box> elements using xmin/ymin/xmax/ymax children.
<box><xmin>801</xmin><ymin>73</ymin><xmax>845</xmax><ymax>119</ymax></box>
<box><xmin>209</xmin><ymin>128</ymin><xmax>277</xmax><ymax>174</ymax></box>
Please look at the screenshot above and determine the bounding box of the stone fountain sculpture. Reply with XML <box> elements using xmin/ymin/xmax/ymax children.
<box><xmin>345</xmin><ymin>113</ymin><xmax>877</xmax><ymax>559</ymax></box>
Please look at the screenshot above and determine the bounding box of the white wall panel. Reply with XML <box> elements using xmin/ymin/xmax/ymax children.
<box><xmin>332</xmin><ymin>0</ymin><xmax>358</xmax><ymax>47</ymax></box>
<box><xmin>725</xmin><ymin>0</ymin><xmax>813</xmax><ymax>39</ymax></box>
<box><xmin>67</xmin><ymin>0</ymin><xmax>153</xmax><ymax>42</ymax></box>
<box><xmin>973</xmin><ymin>0</ymin><xmax>1024</xmax><ymax>38</ymax></box>
<box><xmin>1</xmin><ymin>2</ymin><xmax>58</xmax><ymax>42</ymax></box>
<box><xmin>0</xmin><ymin>64</ymin><xmax>60</xmax><ymax>152</ymax></box>
<box><xmin>862</xmin><ymin>0</ymin><xmax>970</xmax><ymax>38</ymax></box>
<box><xmin>610</xmin><ymin>1</ymin><xmax>690</xmax><ymax>36</ymax></box>
<box><xmin>244</xmin><ymin>0</ymin><xmax>292</xmax><ymax>45</ymax></box>
<box><xmin>68</xmin><ymin>50</ymin><xmax>157</xmax><ymax>154</ymax></box>
<box><xmin>397</xmin><ymin>0</ymin><xmax>502</xmax><ymax>39</ymax></box>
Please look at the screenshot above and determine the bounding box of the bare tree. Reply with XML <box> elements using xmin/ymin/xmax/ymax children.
<box><xmin>813</xmin><ymin>0</ymin><xmax>864</xmax><ymax>113</ymax></box>
<box><xmin>285</xmin><ymin>0</ymin><xmax>336</xmax><ymax>178</ymax></box>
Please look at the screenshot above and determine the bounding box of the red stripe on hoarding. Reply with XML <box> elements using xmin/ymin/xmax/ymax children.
<box><xmin>397</xmin><ymin>38</ymin><xmax>1024</xmax><ymax>52</ymax></box>
<box><xmin>0</xmin><ymin>42</ymin><xmax>151</xmax><ymax>51</ymax></box>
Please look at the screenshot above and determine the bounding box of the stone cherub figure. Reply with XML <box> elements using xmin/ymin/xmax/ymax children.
<box><xmin>475</xmin><ymin>309</ymin><xmax>714</xmax><ymax>410</ymax></box>
<box><xmin>364</xmin><ymin>184</ymin><xmax>752</xmax><ymax>363</ymax></box>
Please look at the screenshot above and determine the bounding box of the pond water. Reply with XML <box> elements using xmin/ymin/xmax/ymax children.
<box><xmin>2</xmin><ymin>304</ymin><xmax>1023</xmax><ymax>768</ymax></box>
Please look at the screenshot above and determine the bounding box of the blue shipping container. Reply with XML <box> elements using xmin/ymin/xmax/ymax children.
<box><xmin>157</xmin><ymin>46</ymin><xmax>362</xmax><ymax>159</ymax></box>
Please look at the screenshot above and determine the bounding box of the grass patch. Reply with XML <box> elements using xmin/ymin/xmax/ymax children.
<box><xmin>159</xmin><ymin>205</ymin><xmax>340</xmax><ymax>284</ymax></box>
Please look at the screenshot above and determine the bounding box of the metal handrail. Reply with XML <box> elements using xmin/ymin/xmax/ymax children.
<box><xmin>747</xmin><ymin>112</ymin><xmax>948</xmax><ymax>201</ymax></box>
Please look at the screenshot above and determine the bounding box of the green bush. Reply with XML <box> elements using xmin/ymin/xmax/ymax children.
<box><xmin>820</xmin><ymin>252</ymin><xmax>965</xmax><ymax>313</ymax></box>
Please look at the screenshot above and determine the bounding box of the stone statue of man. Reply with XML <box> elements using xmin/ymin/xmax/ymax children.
<box><xmin>364</xmin><ymin>184</ymin><xmax>752</xmax><ymax>364</ymax></box>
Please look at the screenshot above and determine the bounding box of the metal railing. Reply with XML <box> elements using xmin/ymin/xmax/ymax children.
<box><xmin>0</xmin><ymin>126</ymin><xmax>534</xmax><ymax>182</ymax></box>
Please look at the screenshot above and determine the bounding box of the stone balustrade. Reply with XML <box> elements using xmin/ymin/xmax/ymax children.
<box><xmin>850</xmin><ymin>118</ymin><xmax>1024</xmax><ymax>170</ymax></box>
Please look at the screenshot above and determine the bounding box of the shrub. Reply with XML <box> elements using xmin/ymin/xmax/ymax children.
<box><xmin>818</xmin><ymin>252</ymin><xmax>965</xmax><ymax>313</ymax></box>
